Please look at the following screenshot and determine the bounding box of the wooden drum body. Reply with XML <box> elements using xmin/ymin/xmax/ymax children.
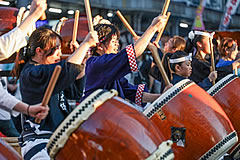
<box><xmin>143</xmin><ymin>79</ymin><xmax>237</xmax><ymax>160</ymax></box>
<box><xmin>0</xmin><ymin>139</ymin><xmax>21</xmax><ymax>160</ymax></box>
<box><xmin>208</xmin><ymin>74</ymin><xmax>240</xmax><ymax>159</ymax></box>
<box><xmin>53</xmin><ymin>16</ymin><xmax>88</xmax><ymax>58</ymax></box>
<box><xmin>47</xmin><ymin>89</ymin><xmax>174</xmax><ymax>160</ymax></box>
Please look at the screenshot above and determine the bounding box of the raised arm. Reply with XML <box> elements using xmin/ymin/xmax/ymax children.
<box><xmin>67</xmin><ymin>31</ymin><xmax>99</xmax><ymax>65</ymax></box>
<box><xmin>0</xmin><ymin>0</ymin><xmax>47</xmax><ymax>61</ymax></box>
<box><xmin>134</xmin><ymin>15</ymin><xmax>167</xmax><ymax>58</ymax></box>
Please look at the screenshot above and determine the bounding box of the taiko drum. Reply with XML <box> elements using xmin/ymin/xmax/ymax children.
<box><xmin>143</xmin><ymin>79</ymin><xmax>237</xmax><ymax>160</ymax></box>
<box><xmin>47</xmin><ymin>89</ymin><xmax>174</xmax><ymax>160</ymax></box>
<box><xmin>208</xmin><ymin>74</ymin><xmax>240</xmax><ymax>159</ymax></box>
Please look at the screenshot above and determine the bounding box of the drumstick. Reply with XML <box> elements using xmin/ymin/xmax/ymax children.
<box><xmin>161</xmin><ymin>0</ymin><xmax>171</xmax><ymax>16</ymax></box>
<box><xmin>152</xmin><ymin>48</ymin><xmax>171</xmax><ymax>85</ymax></box>
<box><xmin>35</xmin><ymin>65</ymin><xmax>62</xmax><ymax>123</ymax></box>
<box><xmin>209</xmin><ymin>37</ymin><xmax>216</xmax><ymax>85</ymax></box>
<box><xmin>116</xmin><ymin>10</ymin><xmax>170</xmax><ymax>85</ymax></box>
<box><xmin>84</xmin><ymin>0</ymin><xmax>94</xmax><ymax>32</ymax></box>
<box><xmin>72</xmin><ymin>10</ymin><xmax>80</xmax><ymax>44</ymax></box>
<box><xmin>154</xmin><ymin>12</ymin><xmax>171</xmax><ymax>44</ymax></box>
<box><xmin>116</xmin><ymin>10</ymin><xmax>138</xmax><ymax>38</ymax></box>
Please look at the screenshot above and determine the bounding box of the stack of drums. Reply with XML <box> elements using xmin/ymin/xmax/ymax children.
<box><xmin>0</xmin><ymin>6</ymin><xmax>29</xmax><ymax>63</ymax></box>
<box><xmin>143</xmin><ymin>79</ymin><xmax>237</xmax><ymax>159</ymax></box>
<box><xmin>208</xmin><ymin>74</ymin><xmax>240</xmax><ymax>159</ymax></box>
<box><xmin>47</xmin><ymin>89</ymin><xmax>174</xmax><ymax>160</ymax></box>
<box><xmin>0</xmin><ymin>138</ymin><xmax>21</xmax><ymax>160</ymax></box>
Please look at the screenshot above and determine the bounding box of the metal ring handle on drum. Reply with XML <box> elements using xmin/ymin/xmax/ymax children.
<box><xmin>47</xmin><ymin>89</ymin><xmax>118</xmax><ymax>158</ymax></box>
<box><xmin>146</xmin><ymin>140</ymin><xmax>174</xmax><ymax>160</ymax></box>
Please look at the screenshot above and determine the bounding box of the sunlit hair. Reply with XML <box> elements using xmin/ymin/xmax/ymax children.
<box><xmin>171</xmin><ymin>36</ymin><xmax>186</xmax><ymax>51</ymax></box>
<box><xmin>92</xmin><ymin>23</ymin><xmax>120</xmax><ymax>56</ymax></box>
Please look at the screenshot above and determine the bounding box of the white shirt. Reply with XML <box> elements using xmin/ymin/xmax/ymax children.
<box><xmin>0</xmin><ymin>80</ymin><xmax>20</xmax><ymax>116</ymax></box>
<box><xmin>0</xmin><ymin>27</ymin><xmax>28</xmax><ymax>61</ymax></box>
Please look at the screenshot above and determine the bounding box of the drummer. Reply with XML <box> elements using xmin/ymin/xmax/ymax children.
<box><xmin>185</xmin><ymin>30</ymin><xmax>240</xmax><ymax>83</ymax></box>
<box><xmin>216</xmin><ymin>37</ymin><xmax>240</xmax><ymax>75</ymax></box>
<box><xmin>11</xmin><ymin>25</ymin><xmax>98</xmax><ymax>159</ymax></box>
<box><xmin>162</xmin><ymin>50</ymin><xmax>217</xmax><ymax>90</ymax></box>
<box><xmin>0</xmin><ymin>0</ymin><xmax>49</xmax><ymax>126</ymax></box>
<box><xmin>149</xmin><ymin>35</ymin><xmax>186</xmax><ymax>93</ymax></box>
<box><xmin>82</xmin><ymin>15</ymin><xmax>173</xmax><ymax>108</ymax></box>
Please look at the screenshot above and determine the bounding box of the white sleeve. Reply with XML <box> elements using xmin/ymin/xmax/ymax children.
<box><xmin>0</xmin><ymin>82</ymin><xmax>20</xmax><ymax>114</ymax></box>
<box><xmin>0</xmin><ymin>27</ymin><xmax>28</xmax><ymax>61</ymax></box>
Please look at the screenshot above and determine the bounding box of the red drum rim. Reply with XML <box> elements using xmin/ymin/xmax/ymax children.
<box><xmin>143</xmin><ymin>79</ymin><xmax>193</xmax><ymax>119</ymax></box>
<box><xmin>47</xmin><ymin>89</ymin><xmax>118</xmax><ymax>158</ymax></box>
<box><xmin>207</xmin><ymin>74</ymin><xmax>238</xmax><ymax>96</ymax></box>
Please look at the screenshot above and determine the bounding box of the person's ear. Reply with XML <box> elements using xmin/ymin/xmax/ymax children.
<box><xmin>35</xmin><ymin>47</ymin><xmax>45</xmax><ymax>56</ymax></box>
<box><xmin>175</xmin><ymin>64</ymin><xmax>181</xmax><ymax>72</ymax></box>
<box><xmin>196</xmin><ymin>41</ymin><xmax>202</xmax><ymax>49</ymax></box>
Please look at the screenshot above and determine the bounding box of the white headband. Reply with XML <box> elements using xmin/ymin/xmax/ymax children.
<box><xmin>169</xmin><ymin>53</ymin><xmax>192</xmax><ymax>64</ymax></box>
<box><xmin>188</xmin><ymin>31</ymin><xmax>215</xmax><ymax>40</ymax></box>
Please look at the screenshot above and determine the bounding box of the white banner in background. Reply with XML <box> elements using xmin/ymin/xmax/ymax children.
<box><xmin>219</xmin><ymin>0</ymin><xmax>240</xmax><ymax>30</ymax></box>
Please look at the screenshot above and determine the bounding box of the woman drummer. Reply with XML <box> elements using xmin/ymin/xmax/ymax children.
<box><xmin>82</xmin><ymin>15</ymin><xmax>172</xmax><ymax>107</ymax></box>
<box><xmin>162</xmin><ymin>50</ymin><xmax>217</xmax><ymax>90</ymax></box>
<box><xmin>216</xmin><ymin>37</ymin><xmax>240</xmax><ymax>75</ymax></box>
<box><xmin>149</xmin><ymin>35</ymin><xmax>186</xmax><ymax>93</ymax></box>
<box><xmin>185</xmin><ymin>30</ymin><xmax>240</xmax><ymax>83</ymax></box>
<box><xmin>12</xmin><ymin>26</ymin><xmax>98</xmax><ymax>159</ymax></box>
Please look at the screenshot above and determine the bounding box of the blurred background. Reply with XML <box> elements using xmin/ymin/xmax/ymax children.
<box><xmin>1</xmin><ymin>0</ymin><xmax>240</xmax><ymax>38</ymax></box>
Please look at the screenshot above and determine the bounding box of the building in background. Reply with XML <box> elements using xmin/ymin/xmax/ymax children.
<box><xmin>2</xmin><ymin>0</ymin><xmax>240</xmax><ymax>38</ymax></box>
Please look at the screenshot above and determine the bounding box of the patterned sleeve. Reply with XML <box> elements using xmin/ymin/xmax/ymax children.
<box><xmin>86</xmin><ymin>44</ymin><xmax>138</xmax><ymax>87</ymax></box>
<box><xmin>120</xmin><ymin>78</ymin><xmax>148</xmax><ymax>107</ymax></box>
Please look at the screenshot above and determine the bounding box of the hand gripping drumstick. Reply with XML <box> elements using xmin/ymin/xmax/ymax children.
<box><xmin>84</xmin><ymin>0</ymin><xmax>94</xmax><ymax>32</ymax></box>
<box><xmin>116</xmin><ymin>10</ymin><xmax>171</xmax><ymax>85</ymax></box>
<box><xmin>154</xmin><ymin>12</ymin><xmax>171</xmax><ymax>44</ymax></box>
<box><xmin>72</xmin><ymin>10</ymin><xmax>80</xmax><ymax>44</ymax></box>
<box><xmin>154</xmin><ymin>0</ymin><xmax>171</xmax><ymax>44</ymax></box>
<box><xmin>35</xmin><ymin>65</ymin><xmax>62</xmax><ymax>123</ymax></box>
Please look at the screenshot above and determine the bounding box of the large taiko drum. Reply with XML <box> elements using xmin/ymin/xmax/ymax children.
<box><xmin>47</xmin><ymin>89</ymin><xmax>174</xmax><ymax>160</ymax></box>
<box><xmin>208</xmin><ymin>74</ymin><xmax>240</xmax><ymax>159</ymax></box>
<box><xmin>0</xmin><ymin>6</ymin><xmax>29</xmax><ymax>63</ymax></box>
<box><xmin>0</xmin><ymin>138</ymin><xmax>22</xmax><ymax>160</ymax></box>
<box><xmin>52</xmin><ymin>16</ymin><xmax>88</xmax><ymax>59</ymax></box>
<box><xmin>143</xmin><ymin>79</ymin><xmax>237</xmax><ymax>160</ymax></box>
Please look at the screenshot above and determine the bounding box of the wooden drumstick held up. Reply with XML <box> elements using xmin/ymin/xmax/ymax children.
<box><xmin>116</xmin><ymin>10</ymin><xmax>170</xmax><ymax>85</ymax></box>
<box><xmin>116</xmin><ymin>10</ymin><xmax>138</xmax><ymax>38</ymax></box>
<box><xmin>72</xmin><ymin>10</ymin><xmax>80</xmax><ymax>44</ymax></box>
<box><xmin>154</xmin><ymin>0</ymin><xmax>171</xmax><ymax>44</ymax></box>
<box><xmin>161</xmin><ymin>0</ymin><xmax>171</xmax><ymax>16</ymax></box>
<box><xmin>209</xmin><ymin>36</ymin><xmax>216</xmax><ymax>85</ymax></box>
<box><xmin>152</xmin><ymin>48</ymin><xmax>171</xmax><ymax>85</ymax></box>
<box><xmin>84</xmin><ymin>0</ymin><xmax>94</xmax><ymax>32</ymax></box>
<box><xmin>154</xmin><ymin>12</ymin><xmax>171</xmax><ymax>44</ymax></box>
<box><xmin>35</xmin><ymin>65</ymin><xmax>62</xmax><ymax>124</ymax></box>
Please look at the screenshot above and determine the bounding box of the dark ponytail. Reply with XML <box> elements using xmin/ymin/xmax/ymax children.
<box><xmin>163</xmin><ymin>51</ymin><xmax>189</xmax><ymax>80</ymax></box>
